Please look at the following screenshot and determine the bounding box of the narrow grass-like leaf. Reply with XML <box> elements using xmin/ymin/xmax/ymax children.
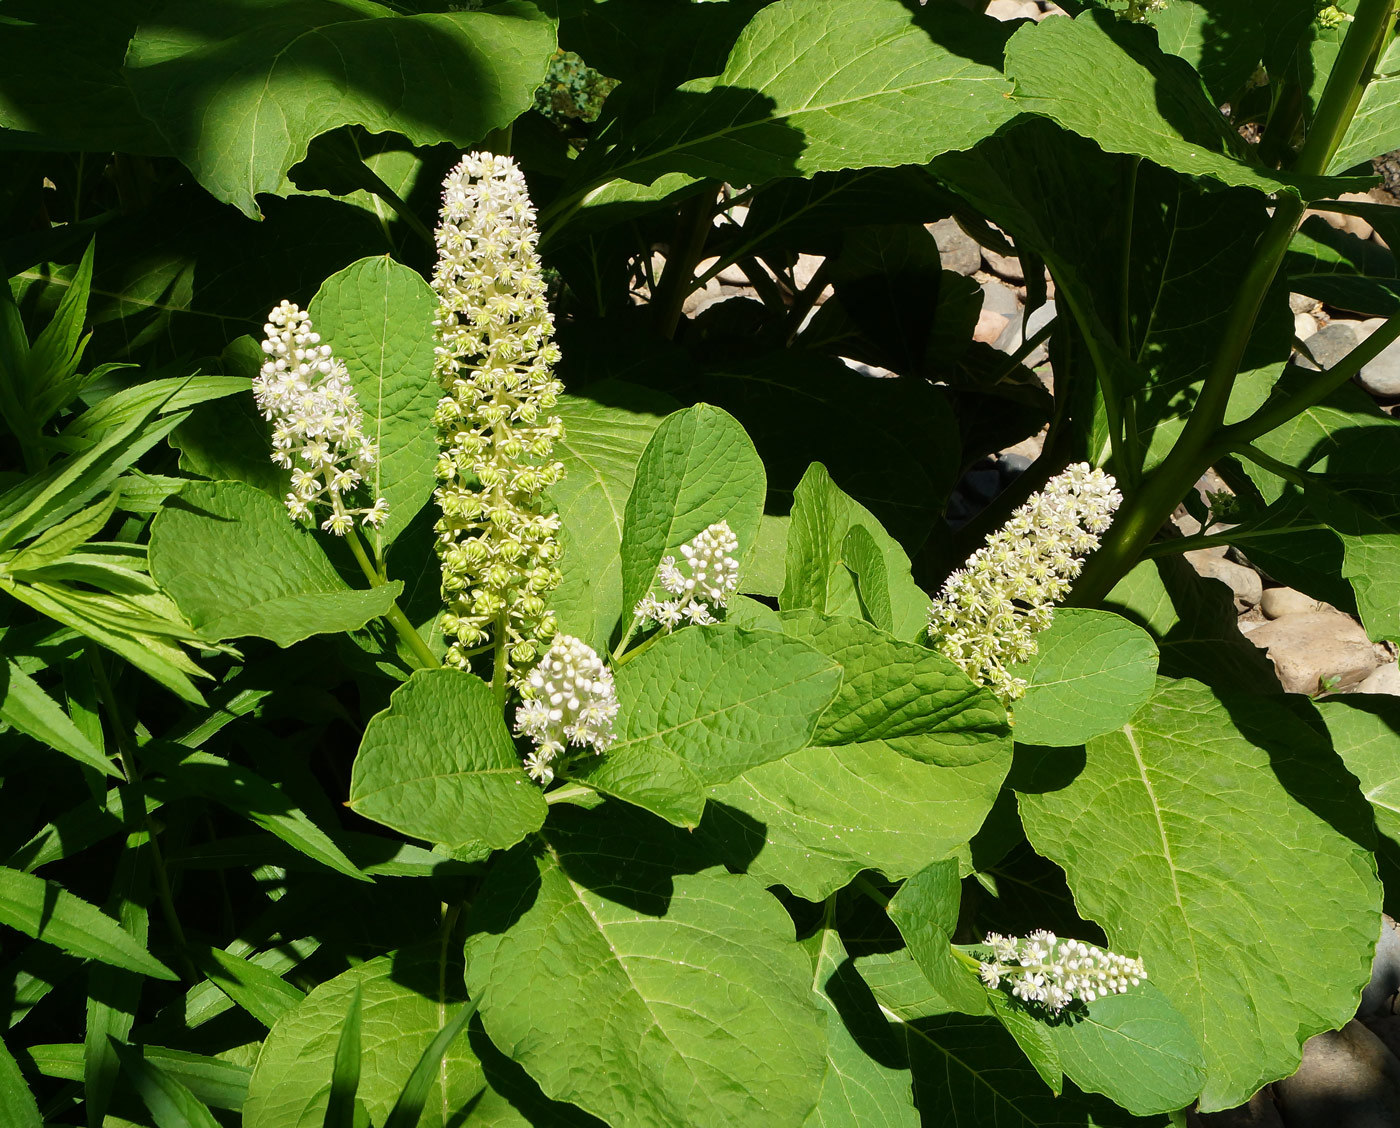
<box><xmin>191</xmin><ymin>945</ymin><xmax>304</xmax><ymax>1029</ymax></box>
<box><xmin>0</xmin><ymin>659</ymin><xmax>118</xmax><ymax>777</ymax></box>
<box><xmin>0</xmin><ymin>867</ymin><xmax>175</xmax><ymax>980</ymax></box>
<box><xmin>324</xmin><ymin>987</ymin><xmax>363</xmax><ymax>1128</ymax></box>
<box><xmin>0</xmin><ymin>1036</ymin><xmax>41</xmax><ymax>1128</ymax></box>
<box><xmin>113</xmin><ymin>1040</ymin><xmax>222</xmax><ymax>1128</ymax></box>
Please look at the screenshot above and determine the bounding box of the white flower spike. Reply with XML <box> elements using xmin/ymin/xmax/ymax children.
<box><xmin>978</xmin><ymin>931</ymin><xmax>1145</xmax><ymax>1013</ymax></box>
<box><xmin>254</xmin><ymin>301</ymin><xmax>386</xmax><ymax>534</ymax></box>
<box><xmin>431</xmin><ymin>152</ymin><xmax>565</xmax><ymax>674</ymax></box>
<box><xmin>634</xmin><ymin>520</ymin><xmax>741</xmax><ymax>632</ymax></box>
<box><xmin>928</xmin><ymin>462</ymin><xmax>1121</xmax><ymax>703</ymax></box>
<box><xmin>514</xmin><ymin>634</ymin><xmax>619</xmax><ymax>785</ymax></box>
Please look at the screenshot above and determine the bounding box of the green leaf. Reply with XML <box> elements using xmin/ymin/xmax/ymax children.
<box><xmin>780</xmin><ymin>463</ymin><xmax>930</xmax><ymax>642</ymax></box>
<box><xmin>1015</xmin><ymin>678</ymin><xmax>1381</xmax><ymax>1111</ymax></box>
<box><xmin>142</xmin><ymin>743</ymin><xmax>367</xmax><ymax>881</ymax></box>
<box><xmin>982</xmin><ymin>989</ymin><xmax>1062</xmax><ymax>1094</ymax></box>
<box><xmin>1317</xmin><ymin>694</ymin><xmax>1400</xmax><ymax>845</ymax></box>
<box><xmin>0</xmin><ymin>1036</ymin><xmax>41</xmax><ymax>1128</ymax></box>
<box><xmin>550</xmin><ymin>385</ymin><xmax>677</xmax><ymax>650</ymax></box>
<box><xmin>308</xmin><ymin>256</ymin><xmax>440</xmax><ymax>550</ymax></box>
<box><xmin>1339</xmin><ymin>530</ymin><xmax>1400</xmax><ymax>644</ymax></box>
<box><xmin>191</xmin><ymin>945</ymin><xmax>305</xmax><ymax>1029</ymax></box>
<box><xmin>18</xmin><ymin>1044</ymin><xmax>249</xmax><ymax>1111</ymax></box>
<box><xmin>1010</xmin><ymin>609</ymin><xmax>1158</xmax><ymax>747</ymax></box>
<box><xmin>0</xmin><ymin>659</ymin><xmax>118</xmax><ymax>777</ymax></box>
<box><xmin>324</xmin><ymin>987</ymin><xmax>362</xmax><ymax>1128</ymax></box>
<box><xmin>113</xmin><ymin>1040</ymin><xmax>222</xmax><ymax>1128</ymax></box>
<box><xmin>125</xmin><ymin>1</ymin><xmax>557</xmax><ymax>217</ymax></box>
<box><xmin>887</xmin><ymin>860</ymin><xmax>988</xmax><ymax>1017</ymax></box>
<box><xmin>244</xmin><ymin>950</ymin><xmax>485</xmax><ymax>1128</ymax></box>
<box><xmin>804</xmin><ymin>927</ymin><xmax>919</xmax><ymax>1128</ymax></box>
<box><xmin>1145</xmin><ymin>0</ymin><xmax>1314</xmax><ymax>105</ymax></box>
<box><xmin>565</xmin><ymin>0</ymin><xmax>1015</xmax><ymax>203</ymax></box>
<box><xmin>578</xmin><ymin>624</ymin><xmax>842</xmax><ymax>826</ymax></box>
<box><xmin>1329</xmin><ymin>27</ymin><xmax>1400</xmax><ymax>173</ymax></box>
<box><xmin>619</xmin><ymin>403</ymin><xmax>766</xmax><ymax>630</ymax></box>
<box><xmin>0</xmin><ymin>867</ymin><xmax>176</xmax><ymax>981</ymax></box>
<box><xmin>466</xmin><ymin>804</ymin><xmax>828</xmax><ymax>1128</ymax></box>
<box><xmin>700</xmin><ymin>613</ymin><xmax>1010</xmax><ymax>900</ymax></box>
<box><xmin>382</xmin><ymin>999</ymin><xmax>479</xmax><ymax>1128</ymax></box>
<box><xmin>1003</xmin><ymin>11</ymin><xmax>1365</xmax><ymax>200</ymax></box>
<box><xmin>149</xmin><ymin>481</ymin><xmax>402</xmax><ymax>646</ymax></box>
<box><xmin>348</xmin><ymin>668</ymin><xmax>547</xmax><ymax>852</ymax></box>
<box><xmin>841</xmin><ymin>524</ymin><xmax>893</xmax><ymax>633</ymax></box>
<box><xmin>1041</xmin><ymin>984</ymin><xmax>1207</xmax><ymax>1116</ymax></box>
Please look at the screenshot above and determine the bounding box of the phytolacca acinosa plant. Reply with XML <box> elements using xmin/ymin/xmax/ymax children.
<box><xmin>253</xmin><ymin>301</ymin><xmax>388</xmax><ymax>534</ymax></box>
<box><xmin>927</xmin><ymin>462</ymin><xmax>1122</xmax><ymax>703</ymax></box>
<box><xmin>978</xmin><ymin>931</ymin><xmax>1146</xmax><ymax>1013</ymax></box>
<box><xmin>633</xmin><ymin>520</ymin><xmax>741</xmax><ymax>632</ymax></box>
<box><xmin>430</xmin><ymin>151</ymin><xmax>566</xmax><ymax>676</ymax></box>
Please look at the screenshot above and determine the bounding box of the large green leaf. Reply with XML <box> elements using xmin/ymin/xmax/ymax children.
<box><xmin>1145</xmin><ymin>0</ymin><xmax>1314</xmax><ymax>105</ymax></box>
<box><xmin>124</xmin><ymin>0</ymin><xmax>557</xmax><ymax>217</ymax></box>
<box><xmin>1330</xmin><ymin>26</ymin><xmax>1400</xmax><ymax>173</ymax></box>
<box><xmin>887</xmin><ymin>859</ymin><xmax>988</xmax><ymax>1017</ymax></box>
<box><xmin>618</xmin><ymin>403</ymin><xmax>766</xmax><ymax>629</ymax></box>
<box><xmin>1010</xmin><ymin>609</ymin><xmax>1158</xmax><ymax>747</ymax></box>
<box><xmin>309</xmin><ymin>256</ymin><xmax>440</xmax><ymax>551</ymax></box>
<box><xmin>579</xmin><ymin>624</ymin><xmax>841</xmax><ymax>827</ymax></box>
<box><xmin>780</xmin><ymin>464</ymin><xmax>930</xmax><ymax>641</ymax></box>
<box><xmin>244</xmin><ymin>950</ymin><xmax>484</xmax><ymax>1128</ymax></box>
<box><xmin>550</xmin><ymin>385</ymin><xmax>677</xmax><ymax>651</ymax></box>
<box><xmin>1015</xmin><ymin>678</ymin><xmax>1380</xmax><ymax>1110</ymax></box>
<box><xmin>149</xmin><ymin>481</ymin><xmax>402</xmax><ymax>646</ymax></box>
<box><xmin>466</xmin><ymin>804</ymin><xmax>828</xmax><ymax>1128</ymax></box>
<box><xmin>554</xmin><ymin>0</ymin><xmax>1016</xmax><ymax>216</ymax></box>
<box><xmin>0</xmin><ymin>867</ymin><xmax>176</xmax><ymax>981</ymax></box>
<box><xmin>1317</xmin><ymin>694</ymin><xmax>1400</xmax><ymax>845</ymax></box>
<box><xmin>1003</xmin><ymin>11</ymin><xmax>1364</xmax><ymax>200</ymax></box>
<box><xmin>348</xmin><ymin>668</ymin><xmax>546</xmax><ymax>853</ymax></box>
<box><xmin>699</xmin><ymin>614</ymin><xmax>1010</xmax><ymax>900</ymax></box>
<box><xmin>804</xmin><ymin>927</ymin><xmax>919</xmax><ymax>1128</ymax></box>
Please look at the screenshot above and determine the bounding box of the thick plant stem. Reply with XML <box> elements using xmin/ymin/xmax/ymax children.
<box><xmin>1070</xmin><ymin>0</ymin><xmax>1397</xmax><ymax>606</ymax></box>
<box><xmin>653</xmin><ymin>193</ymin><xmax>714</xmax><ymax>339</ymax></box>
<box><xmin>491</xmin><ymin>614</ymin><xmax>509</xmax><ymax>709</ymax></box>
<box><xmin>343</xmin><ymin>527</ymin><xmax>440</xmax><ymax>670</ymax></box>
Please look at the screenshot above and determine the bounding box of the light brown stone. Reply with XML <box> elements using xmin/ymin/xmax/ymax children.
<box><xmin>1259</xmin><ymin>586</ymin><xmax>1324</xmax><ymax>620</ymax></box>
<box><xmin>1246</xmin><ymin>610</ymin><xmax>1381</xmax><ymax>694</ymax></box>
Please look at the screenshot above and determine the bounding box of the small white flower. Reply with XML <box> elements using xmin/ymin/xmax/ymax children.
<box><xmin>977</xmin><ymin>931</ymin><xmax>1146</xmax><ymax>1014</ymax></box>
<box><xmin>253</xmin><ymin>301</ymin><xmax>387</xmax><ymax>534</ymax></box>
<box><xmin>513</xmin><ymin>634</ymin><xmax>619</xmax><ymax>785</ymax></box>
<box><xmin>633</xmin><ymin>520</ymin><xmax>741</xmax><ymax>633</ymax></box>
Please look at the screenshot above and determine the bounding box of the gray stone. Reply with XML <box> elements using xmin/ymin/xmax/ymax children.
<box><xmin>1187</xmin><ymin>551</ymin><xmax>1263</xmax><ymax>610</ymax></box>
<box><xmin>1275</xmin><ymin>1020</ymin><xmax>1400</xmax><ymax>1125</ymax></box>
<box><xmin>1362</xmin><ymin>916</ymin><xmax>1400</xmax><ymax>1018</ymax></box>
<box><xmin>1359</xmin><ymin>662</ymin><xmax>1400</xmax><ymax>696</ymax></box>
<box><xmin>1246</xmin><ymin>610</ymin><xmax>1382</xmax><ymax>695</ymax></box>
<box><xmin>1190</xmin><ymin>1088</ymin><xmax>1284</xmax><ymax>1128</ymax></box>
<box><xmin>1294</xmin><ymin>311</ymin><xmax>1318</xmax><ymax>342</ymax></box>
<box><xmin>981</xmin><ymin>278</ymin><xmax>1021</xmax><ymax>318</ymax></box>
<box><xmin>999</xmin><ymin>452</ymin><xmax>1032</xmax><ymax>480</ymax></box>
<box><xmin>963</xmin><ymin>469</ymin><xmax>1001</xmax><ymax>502</ymax></box>
<box><xmin>1296</xmin><ymin>321</ymin><xmax>1361</xmax><ymax>371</ymax></box>
<box><xmin>928</xmin><ymin>218</ymin><xmax>981</xmax><ymax>276</ymax></box>
<box><xmin>982</xmin><ymin>247</ymin><xmax>1025</xmax><ymax>282</ymax></box>
<box><xmin>1291</xmin><ymin>291</ymin><xmax>1322</xmax><ymax>314</ymax></box>
<box><xmin>996</xmin><ymin>300</ymin><xmax>1056</xmax><ymax>366</ymax></box>
<box><xmin>1260</xmin><ymin>586</ymin><xmax>1324</xmax><ymax>620</ymax></box>
<box><xmin>1359</xmin><ymin>335</ymin><xmax>1400</xmax><ymax>398</ymax></box>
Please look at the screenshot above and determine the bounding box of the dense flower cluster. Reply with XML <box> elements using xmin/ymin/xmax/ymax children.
<box><xmin>431</xmin><ymin>152</ymin><xmax>565</xmax><ymax>672</ymax></box>
<box><xmin>253</xmin><ymin>301</ymin><xmax>386</xmax><ymax>535</ymax></box>
<box><xmin>514</xmin><ymin>634</ymin><xmax>619</xmax><ymax>785</ymax></box>
<box><xmin>927</xmin><ymin>462</ymin><xmax>1121</xmax><ymax>703</ymax></box>
<box><xmin>979</xmin><ymin>931</ymin><xmax>1145</xmax><ymax>1013</ymax></box>
<box><xmin>634</xmin><ymin>520</ymin><xmax>740</xmax><ymax>631</ymax></box>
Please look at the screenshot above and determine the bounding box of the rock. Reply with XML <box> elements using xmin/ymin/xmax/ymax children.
<box><xmin>973</xmin><ymin>309</ymin><xmax>1010</xmax><ymax>344</ymax></box>
<box><xmin>1291</xmin><ymin>292</ymin><xmax>1322</xmax><ymax>314</ymax></box>
<box><xmin>792</xmin><ymin>253</ymin><xmax>826</xmax><ymax>294</ymax></box>
<box><xmin>985</xmin><ymin>0</ymin><xmax>1038</xmax><ymax>17</ymax></box>
<box><xmin>1359</xmin><ymin>662</ymin><xmax>1400</xmax><ymax>696</ymax></box>
<box><xmin>1296</xmin><ymin>320</ymin><xmax>1361</xmax><ymax>371</ymax></box>
<box><xmin>999</xmin><ymin>452</ymin><xmax>1032</xmax><ymax>480</ymax></box>
<box><xmin>1275</xmin><ymin>1020</ymin><xmax>1400</xmax><ymax>1125</ymax></box>
<box><xmin>1339</xmin><ymin>191</ymin><xmax>1377</xmax><ymax>241</ymax></box>
<box><xmin>1260</xmin><ymin>586</ymin><xmax>1324</xmax><ymax>619</ymax></box>
<box><xmin>982</xmin><ymin>247</ymin><xmax>1025</xmax><ymax>282</ymax></box>
<box><xmin>1246</xmin><ymin>610</ymin><xmax>1382</xmax><ymax>694</ymax></box>
<box><xmin>996</xmin><ymin>300</ymin><xmax>1056</xmax><ymax>366</ymax></box>
<box><xmin>1187</xmin><ymin>551</ymin><xmax>1263</xmax><ymax>611</ymax></box>
<box><xmin>928</xmin><ymin>218</ymin><xmax>982</xmax><ymax>276</ymax></box>
<box><xmin>1363</xmin><ymin>1014</ymin><xmax>1400</xmax><ymax>1062</ymax></box>
<box><xmin>963</xmin><ymin>468</ymin><xmax>1001</xmax><ymax>502</ymax></box>
<box><xmin>1294</xmin><ymin>311</ymin><xmax>1318</xmax><ymax>341</ymax></box>
<box><xmin>981</xmin><ymin>278</ymin><xmax>1021</xmax><ymax>318</ymax></box>
<box><xmin>1190</xmin><ymin>1088</ymin><xmax>1284</xmax><ymax>1128</ymax></box>
<box><xmin>1362</xmin><ymin>916</ymin><xmax>1400</xmax><ymax>1018</ymax></box>
<box><xmin>1359</xmin><ymin>335</ymin><xmax>1400</xmax><ymax>397</ymax></box>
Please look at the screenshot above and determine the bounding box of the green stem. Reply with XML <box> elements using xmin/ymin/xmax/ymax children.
<box><xmin>652</xmin><ymin>193</ymin><xmax>715</xmax><ymax>339</ymax></box>
<box><xmin>543</xmin><ymin>782</ymin><xmax>595</xmax><ymax>806</ymax></box>
<box><xmin>1141</xmin><ymin>522</ymin><xmax>1330</xmax><ymax>559</ymax></box>
<box><xmin>611</xmin><ymin>617</ymin><xmax>641</xmax><ymax>663</ymax></box>
<box><xmin>614</xmin><ymin>627</ymin><xmax>664</xmax><ymax>667</ymax></box>
<box><xmin>1235</xmin><ymin>443</ymin><xmax>1313</xmax><ymax>488</ymax></box>
<box><xmin>1213</xmin><ymin>311</ymin><xmax>1400</xmax><ymax>456</ymax></box>
<box><xmin>344</xmin><ymin>527</ymin><xmax>440</xmax><ymax>670</ymax></box>
<box><xmin>851</xmin><ymin>872</ymin><xmax>891</xmax><ymax>909</ymax></box>
<box><xmin>491</xmin><ymin>615</ymin><xmax>509</xmax><ymax>708</ymax></box>
<box><xmin>89</xmin><ymin>652</ymin><xmax>195</xmax><ymax>981</ymax></box>
<box><xmin>1070</xmin><ymin>0</ymin><xmax>1396</xmax><ymax>605</ymax></box>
